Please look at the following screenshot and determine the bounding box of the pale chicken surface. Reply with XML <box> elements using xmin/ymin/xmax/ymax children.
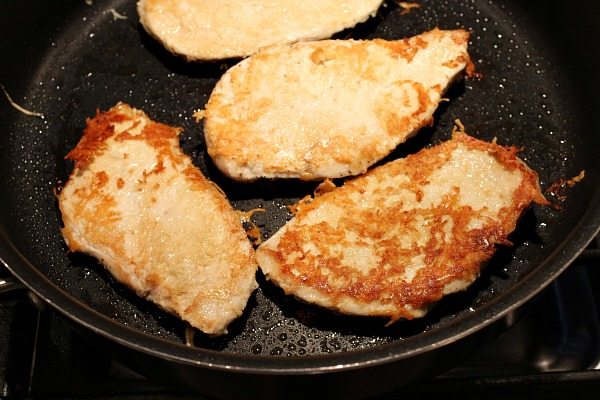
<box><xmin>256</xmin><ymin>131</ymin><xmax>548</xmax><ymax>322</ymax></box>
<box><xmin>204</xmin><ymin>29</ymin><xmax>473</xmax><ymax>181</ymax></box>
<box><xmin>58</xmin><ymin>103</ymin><xmax>258</xmax><ymax>335</ymax></box>
<box><xmin>137</xmin><ymin>0</ymin><xmax>385</xmax><ymax>60</ymax></box>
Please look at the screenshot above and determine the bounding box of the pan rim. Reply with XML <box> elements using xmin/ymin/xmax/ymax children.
<box><xmin>2</xmin><ymin>202</ymin><xmax>599</xmax><ymax>375</ymax></box>
<box><xmin>2</xmin><ymin>0</ymin><xmax>600</xmax><ymax>378</ymax></box>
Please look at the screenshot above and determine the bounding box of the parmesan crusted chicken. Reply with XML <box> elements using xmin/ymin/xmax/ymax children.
<box><xmin>58</xmin><ymin>103</ymin><xmax>258</xmax><ymax>335</ymax></box>
<box><xmin>137</xmin><ymin>0</ymin><xmax>385</xmax><ymax>60</ymax></box>
<box><xmin>256</xmin><ymin>130</ymin><xmax>548</xmax><ymax>322</ymax></box>
<box><xmin>203</xmin><ymin>28</ymin><xmax>472</xmax><ymax>181</ymax></box>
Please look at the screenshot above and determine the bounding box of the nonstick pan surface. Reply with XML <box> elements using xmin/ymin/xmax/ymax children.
<box><xmin>1</xmin><ymin>0</ymin><xmax>599</xmax><ymax>393</ymax></box>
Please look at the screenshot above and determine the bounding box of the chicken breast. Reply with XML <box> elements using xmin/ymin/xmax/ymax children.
<box><xmin>137</xmin><ymin>0</ymin><xmax>385</xmax><ymax>60</ymax></box>
<box><xmin>256</xmin><ymin>129</ymin><xmax>548</xmax><ymax>322</ymax></box>
<box><xmin>58</xmin><ymin>103</ymin><xmax>258</xmax><ymax>335</ymax></box>
<box><xmin>204</xmin><ymin>28</ymin><xmax>472</xmax><ymax>181</ymax></box>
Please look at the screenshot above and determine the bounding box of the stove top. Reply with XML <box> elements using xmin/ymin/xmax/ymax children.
<box><xmin>2</xmin><ymin>240</ymin><xmax>600</xmax><ymax>399</ymax></box>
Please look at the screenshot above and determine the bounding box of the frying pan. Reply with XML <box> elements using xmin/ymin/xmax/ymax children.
<box><xmin>1</xmin><ymin>0</ymin><xmax>599</xmax><ymax>398</ymax></box>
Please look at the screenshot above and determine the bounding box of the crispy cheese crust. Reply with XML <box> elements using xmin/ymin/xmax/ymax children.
<box><xmin>204</xmin><ymin>29</ymin><xmax>473</xmax><ymax>181</ymax></box>
<box><xmin>58</xmin><ymin>103</ymin><xmax>258</xmax><ymax>335</ymax></box>
<box><xmin>137</xmin><ymin>0</ymin><xmax>385</xmax><ymax>60</ymax></box>
<box><xmin>256</xmin><ymin>132</ymin><xmax>548</xmax><ymax>322</ymax></box>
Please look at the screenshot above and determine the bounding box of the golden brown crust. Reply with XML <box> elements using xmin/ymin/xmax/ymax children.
<box><xmin>66</xmin><ymin>110</ymin><xmax>126</xmax><ymax>169</ymax></box>
<box><xmin>67</xmin><ymin>109</ymin><xmax>182</xmax><ymax>170</ymax></box>
<box><xmin>59</xmin><ymin>103</ymin><xmax>258</xmax><ymax>335</ymax></box>
<box><xmin>256</xmin><ymin>132</ymin><xmax>547</xmax><ymax>322</ymax></box>
<box><xmin>204</xmin><ymin>29</ymin><xmax>472</xmax><ymax>181</ymax></box>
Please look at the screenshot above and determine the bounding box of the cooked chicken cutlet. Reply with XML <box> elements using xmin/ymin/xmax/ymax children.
<box><xmin>58</xmin><ymin>103</ymin><xmax>258</xmax><ymax>335</ymax></box>
<box><xmin>204</xmin><ymin>28</ymin><xmax>472</xmax><ymax>181</ymax></box>
<box><xmin>137</xmin><ymin>0</ymin><xmax>385</xmax><ymax>60</ymax></box>
<box><xmin>256</xmin><ymin>129</ymin><xmax>548</xmax><ymax>322</ymax></box>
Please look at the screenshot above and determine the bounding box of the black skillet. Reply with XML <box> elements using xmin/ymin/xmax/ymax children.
<box><xmin>1</xmin><ymin>0</ymin><xmax>599</xmax><ymax>398</ymax></box>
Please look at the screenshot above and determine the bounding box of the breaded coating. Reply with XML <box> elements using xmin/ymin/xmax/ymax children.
<box><xmin>58</xmin><ymin>103</ymin><xmax>258</xmax><ymax>335</ymax></box>
<box><xmin>256</xmin><ymin>131</ymin><xmax>548</xmax><ymax>322</ymax></box>
<box><xmin>204</xmin><ymin>29</ymin><xmax>472</xmax><ymax>181</ymax></box>
<box><xmin>137</xmin><ymin>0</ymin><xmax>385</xmax><ymax>60</ymax></box>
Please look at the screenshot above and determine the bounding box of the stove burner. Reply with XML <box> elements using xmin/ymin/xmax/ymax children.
<box><xmin>1</xmin><ymin>240</ymin><xmax>599</xmax><ymax>399</ymax></box>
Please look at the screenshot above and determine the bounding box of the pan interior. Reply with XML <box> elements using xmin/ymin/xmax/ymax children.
<box><xmin>0</xmin><ymin>0</ymin><xmax>597</xmax><ymax>360</ymax></box>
